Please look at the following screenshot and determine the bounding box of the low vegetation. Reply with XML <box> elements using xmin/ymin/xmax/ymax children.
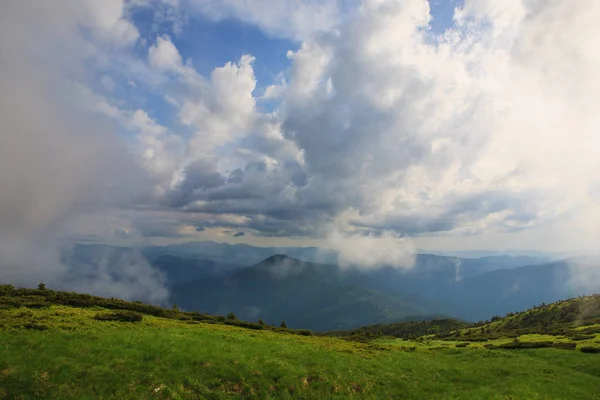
<box><xmin>324</xmin><ymin>318</ymin><xmax>469</xmax><ymax>342</ymax></box>
<box><xmin>0</xmin><ymin>284</ymin><xmax>312</xmax><ymax>337</ymax></box>
<box><xmin>1</xmin><ymin>284</ymin><xmax>599</xmax><ymax>399</ymax></box>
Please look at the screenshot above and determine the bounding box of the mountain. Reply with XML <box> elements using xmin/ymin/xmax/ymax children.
<box><xmin>445</xmin><ymin>258</ymin><xmax>600</xmax><ymax>320</ymax></box>
<box><xmin>150</xmin><ymin>255</ymin><xmax>243</xmax><ymax>285</ymax></box>
<box><xmin>67</xmin><ymin>242</ymin><xmax>598</xmax><ymax>326</ymax></box>
<box><xmin>143</xmin><ymin>241</ymin><xmax>339</xmax><ymax>266</ymax></box>
<box><xmin>171</xmin><ymin>255</ymin><xmax>443</xmax><ymax>331</ymax></box>
<box><xmin>352</xmin><ymin>256</ymin><xmax>600</xmax><ymax>322</ymax></box>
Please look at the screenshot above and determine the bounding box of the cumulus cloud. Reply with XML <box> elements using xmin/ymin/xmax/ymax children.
<box><xmin>116</xmin><ymin>0</ymin><xmax>599</xmax><ymax>263</ymax></box>
<box><xmin>148</xmin><ymin>35</ymin><xmax>183</xmax><ymax>72</ymax></box>
<box><xmin>2</xmin><ymin>0</ymin><xmax>599</xmax><ymax>275</ymax></box>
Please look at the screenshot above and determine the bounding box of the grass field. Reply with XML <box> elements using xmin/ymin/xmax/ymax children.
<box><xmin>1</xmin><ymin>304</ymin><xmax>600</xmax><ymax>399</ymax></box>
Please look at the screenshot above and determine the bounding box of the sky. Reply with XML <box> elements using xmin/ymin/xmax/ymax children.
<box><xmin>1</xmin><ymin>0</ymin><xmax>599</xmax><ymax>273</ymax></box>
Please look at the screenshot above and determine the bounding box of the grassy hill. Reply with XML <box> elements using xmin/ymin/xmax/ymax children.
<box><xmin>429</xmin><ymin>294</ymin><xmax>600</xmax><ymax>346</ymax></box>
<box><xmin>324</xmin><ymin>318</ymin><xmax>471</xmax><ymax>342</ymax></box>
<box><xmin>1</xmin><ymin>285</ymin><xmax>600</xmax><ymax>399</ymax></box>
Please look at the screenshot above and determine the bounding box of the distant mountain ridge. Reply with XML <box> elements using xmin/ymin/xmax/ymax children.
<box><xmin>67</xmin><ymin>242</ymin><xmax>600</xmax><ymax>330</ymax></box>
<box><xmin>171</xmin><ymin>254</ymin><xmax>445</xmax><ymax>331</ymax></box>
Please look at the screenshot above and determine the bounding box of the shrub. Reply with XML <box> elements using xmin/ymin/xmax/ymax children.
<box><xmin>22</xmin><ymin>323</ymin><xmax>49</xmax><ymax>331</ymax></box>
<box><xmin>464</xmin><ymin>337</ymin><xmax>489</xmax><ymax>342</ymax></box>
<box><xmin>572</xmin><ymin>334</ymin><xmax>595</xmax><ymax>341</ymax></box>
<box><xmin>227</xmin><ymin>312</ymin><xmax>238</xmax><ymax>320</ymax></box>
<box><xmin>579</xmin><ymin>347</ymin><xmax>600</xmax><ymax>354</ymax></box>
<box><xmin>492</xmin><ymin>341</ymin><xmax>553</xmax><ymax>350</ymax></box>
<box><xmin>455</xmin><ymin>342</ymin><xmax>470</xmax><ymax>348</ymax></box>
<box><xmin>552</xmin><ymin>342</ymin><xmax>576</xmax><ymax>350</ymax></box>
<box><xmin>280</xmin><ymin>320</ymin><xmax>287</xmax><ymax>328</ymax></box>
<box><xmin>94</xmin><ymin>310</ymin><xmax>143</xmax><ymax>323</ymax></box>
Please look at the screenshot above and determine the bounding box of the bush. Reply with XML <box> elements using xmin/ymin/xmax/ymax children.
<box><xmin>94</xmin><ymin>310</ymin><xmax>143</xmax><ymax>323</ymax></box>
<box><xmin>227</xmin><ymin>312</ymin><xmax>237</xmax><ymax>320</ymax></box>
<box><xmin>572</xmin><ymin>334</ymin><xmax>595</xmax><ymax>341</ymax></box>
<box><xmin>463</xmin><ymin>337</ymin><xmax>489</xmax><ymax>342</ymax></box>
<box><xmin>492</xmin><ymin>341</ymin><xmax>553</xmax><ymax>350</ymax></box>
<box><xmin>552</xmin><ymin>342</ymin><xmax>577</xmax><ymax>350</ymax></box>
<box><xmin>579</xmin><ymin>347</ymin><xmax>600</xmax><ymax>354</ymax></box>
<box><xmin>280</xmin><ymin>320</ymin><xmax>287</xmax><ymax>328</ymax></box>
<box><xmin>455</xmin><ymin>342</ymin><xmax>470</xmax><ymax>348</ymax></box>
<box><xmin>22</xmin><ymin>323</ymin><xmax>49</xmax><ymax>331</ymax></box>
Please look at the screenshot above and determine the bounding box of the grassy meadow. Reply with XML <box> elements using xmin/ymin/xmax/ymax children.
<box><xmin>1</xmin><ymin>287</ymin><xmax>599</xmax><ymax>399</ymax></box>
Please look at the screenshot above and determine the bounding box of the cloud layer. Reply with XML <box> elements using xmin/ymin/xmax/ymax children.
<box><xmin>1</xmin><ymin>0</ymin><xmax>599</xmax><ymax>276</ymax></box>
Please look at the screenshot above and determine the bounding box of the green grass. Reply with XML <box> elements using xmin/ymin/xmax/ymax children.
<box><xmin>1</xmin><ymin>305</ymin><xmax>600</xmax><ymax>399</ymax></box>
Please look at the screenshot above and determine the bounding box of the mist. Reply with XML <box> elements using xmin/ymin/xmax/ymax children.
<box><xmin>0</xmin><ymin>1</ymin><xmax>168</xmax><ymax>303</ymax></box>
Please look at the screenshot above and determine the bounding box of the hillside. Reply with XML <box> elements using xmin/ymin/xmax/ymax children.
<box><xmin>325</xmin><ymin>318</ymin><xmax>471</xmax><ymax>342</ymax></box>
<box><xmin>1</xmin><ymin>286</ymin><xmax>600</xmax><ymax>399</ymax></box>
<box><xmin>171</xmin><ymin>255</ymin><xmax>443</xmax><ymax>330</ymax></box>
<box><xmin>326</xmin><ymin>295</ymin><xmax>600</xmax><ymax>352</ymax></box>
<box><xmin>433</xmin><ymin>294</ymin><xmax>600</xmax><ymax>342</ymax></box>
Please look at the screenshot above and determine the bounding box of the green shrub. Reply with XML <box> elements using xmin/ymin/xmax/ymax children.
<box><xmin>94</xmin><ymin>310</ymin><xmax>143</xmax><ymax>323</ymax></box>
<box><xmin>491</xmin><ymin>341</ymin><xmax>553</xmax><ymax>350</ymax></box>
<box><xmin>572</xmin><ymin>334</ymin><xmax>595</xmax><ymax>341</ymax></box>
<box><xmin>464</xmin><ymin>337</ymin><xmax>489</xmax><ymax>342</ymax></box>
<box><xmin>455</xmin><ymin>342</ymin><xmax>470</xmax><ymax>348</ymax></box>
<box><xmin>227</xmin><ymin>312</ymin><xmax>238</xmax><ymax>320</ymax></box>
<box><xmin>22</xmin><ymin>323</ymin><xmax>49</xmax><ymax>331</ymax></box>
<box><xmin>552</xmin><ymin>342</ymin><xmax>577</xmax><ymax>350</ymax></box>
<box><xmin>579</xmin><ymin>347</ymin><xmax>600</xmax><ymax>354</ymax></box>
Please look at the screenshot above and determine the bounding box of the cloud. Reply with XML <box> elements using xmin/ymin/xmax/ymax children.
<box><xmin>326</xmin><ymin>228</ymin><xmax>415</xmax><ymax>269</ymax></box>
<box><xmin>148</xmin><ymin>35</ymin><xmax>183</xmax><ymax>72</ymax></box>
<box><xmin>566</xmin><ymin>257</ymin><xmax>600</xmax><ymax>296</ymax></box>
<box><xmin>3</xmin><ymin>0</ymin><xmax>599</xmax><ymax>277</ymax></box>
<box><xmin>127</xmin><ymin>0</ymin><xmax>599</xmax><ymax>261</ymax></box>
<box><xmin>0</xmin><ymin>0</ymin><xmax>167</xmax><ymax>301</ymax></box>
<box><xmin>183</xmin><ymin>0</ymin><xmax>352</xmax><ymax>41</ymax></box>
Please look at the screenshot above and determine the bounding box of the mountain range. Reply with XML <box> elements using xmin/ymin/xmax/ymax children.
<box><xmin>68</xmin><ymin>241</ymin><xmax>599</xmax><ymax>331</ymax></box>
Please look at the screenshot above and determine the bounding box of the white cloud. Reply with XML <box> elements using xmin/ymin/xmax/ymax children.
<box><xmin>0</xmin><ymin>0</ymin><xmax>166</xmax><ymax>300</ymax></box>
<box><xmin>272</xmin><ymin>0</ymin><xmax>600</xmax><ymax>253</ymax></box>
<box><xmin>180</xmin><ymin>54</ymin><xmax>258</xmax><ymax>153</ymax></box>
<box><xmin>327</xmin><ymin>228</ymin><xmax>415</xmax><ymax>269</ymax></box>
<box><xmin>148</xmin><ymin>35</ymin><xmax>183</xmax><ymax>72</ymax></box>
<box><xmin>185</xmin><ymin>0</ymin><xmax>350</xmax><ymax>41</ymax></box>
<box><xmin>3</xmin><ymin>0</ymin><xmax>599</xmax><ymax>278</ymax></box>
<box><xmin>83</xmin><ymin>0</ymin><xmax>140</xmax><ymax>46</ymax></box>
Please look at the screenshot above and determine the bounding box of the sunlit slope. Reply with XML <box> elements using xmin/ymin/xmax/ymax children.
<box><xmin>1</xmin><ymin>286</ymin><xmax>599</xmax><ymax>399</ymax></box>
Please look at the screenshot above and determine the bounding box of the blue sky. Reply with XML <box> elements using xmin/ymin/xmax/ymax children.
<box><xmin>118</xmin><ymin>0</ymin><xmax>464</xmax><ymax>135</ymax></box>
